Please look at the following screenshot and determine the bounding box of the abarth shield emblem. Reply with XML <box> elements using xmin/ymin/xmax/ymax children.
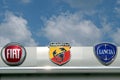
<box><xmin>49</xmin><ymin>43</ymin><xmax>71</xmax><ymax>66</ymax></box>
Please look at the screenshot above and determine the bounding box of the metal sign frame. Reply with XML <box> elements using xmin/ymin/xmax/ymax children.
<box><xmin>0</xmin><ymin>47</ymin><xmax>120</xmax><ymax>73</ymax></box>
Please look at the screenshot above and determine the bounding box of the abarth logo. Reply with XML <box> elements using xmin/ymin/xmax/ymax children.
<box><xmin>1</xmin><ymin>42</ymin><xmax>26</xmax><ymax>66</ymax></box>
<box><xmin>49</xmin><ymin>43</ymin><xmax>71</xmax><ymax>66</ymax></box>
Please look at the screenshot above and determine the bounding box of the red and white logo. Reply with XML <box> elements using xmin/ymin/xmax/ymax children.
<box><xmin>1</xmin><ymin>42</ymin><xmax>26</xmax><ymax>66</ymax></box>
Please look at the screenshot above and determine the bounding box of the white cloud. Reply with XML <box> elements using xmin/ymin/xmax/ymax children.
<box><xmin>117</xmin><ymin>0</ymin><xmax>120</xmax><ymax>4</ymax></box>
<box><xmin>115</xmin><ymin>0</ymin><xmax>120</xmax><ymax>17</ymax></box>
<box><xmin>42</xmin><ymin>12</ymin><xmax>101</xmax><ymax>46</ymax></box>
<box><xmin>63</xmin><ymin>0</ymin><xmax>102</xmax><ymax>10</ymax></box>
<box><xmin>99</xmin><ymin>17</ymin><xmax>114</xmax><ymax>40</ymax></box>
<box><xmin>112</xmin><ymin>28</ymin><xmax>120</xmax><ymax>45</ymax></box>
<box><xmin>0</xmin><ymin>12</ymin><xmax>37</xmax><ymax>46</ymax></box>
<box><xmin>42</xmin><ymin>11</ymin><xmax>120</xmax><ymax>46</ymax></box>
<box><xmin>115</xmin><ymin>7</ymin><xmax>120</xmax><ymax>17</ymax></box>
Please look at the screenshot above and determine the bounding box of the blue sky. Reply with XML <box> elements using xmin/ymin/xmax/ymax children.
<box><xmin>0</xmin><ymin>0</ymin><xmax>120</xmax><ymax>46</ymax></box>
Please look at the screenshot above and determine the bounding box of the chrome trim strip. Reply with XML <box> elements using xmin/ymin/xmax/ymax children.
<box><xmin>0</xmin><ymin>47</ymin><xmax>120</xmax><ymax>73</ymax></box>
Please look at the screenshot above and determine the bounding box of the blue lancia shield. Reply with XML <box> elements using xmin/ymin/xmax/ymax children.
<box><xmin>94</xmin><ymin>43</ymin><xmax>117</xmax><ymax>66</ymax></box>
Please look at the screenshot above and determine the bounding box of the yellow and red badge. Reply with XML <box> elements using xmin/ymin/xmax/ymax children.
<box><xmin>49</xmin><ymin>43</ymin><xmax>71</xmax><ymax>66</ymax></box>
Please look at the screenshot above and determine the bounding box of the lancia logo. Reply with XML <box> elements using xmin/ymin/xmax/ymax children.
<box><xmin>49</xmin><ymin>42</ymin><xmax>71</xmax><ymax>66</ymax></box>
<box><xmin>1</xmin><ymin>42</ymin><xmax>26</xmax><ymax>66</ymax></box>
<box><xmin>94</xmin><ymin>43</ymin><xmax>117</xmax><ymax>66</ymax></box>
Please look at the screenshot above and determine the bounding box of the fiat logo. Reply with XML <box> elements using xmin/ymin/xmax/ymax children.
<box><xmin>1</xmin><ymin>42</ymin><xmax>26</xmax><ymax>66</ymax></box>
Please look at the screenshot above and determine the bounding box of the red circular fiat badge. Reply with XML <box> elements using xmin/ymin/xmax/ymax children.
<box><xmin>1</xmin><ymin>42</ymin><xmax>26</xmax><ymax>66</ymax></box>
